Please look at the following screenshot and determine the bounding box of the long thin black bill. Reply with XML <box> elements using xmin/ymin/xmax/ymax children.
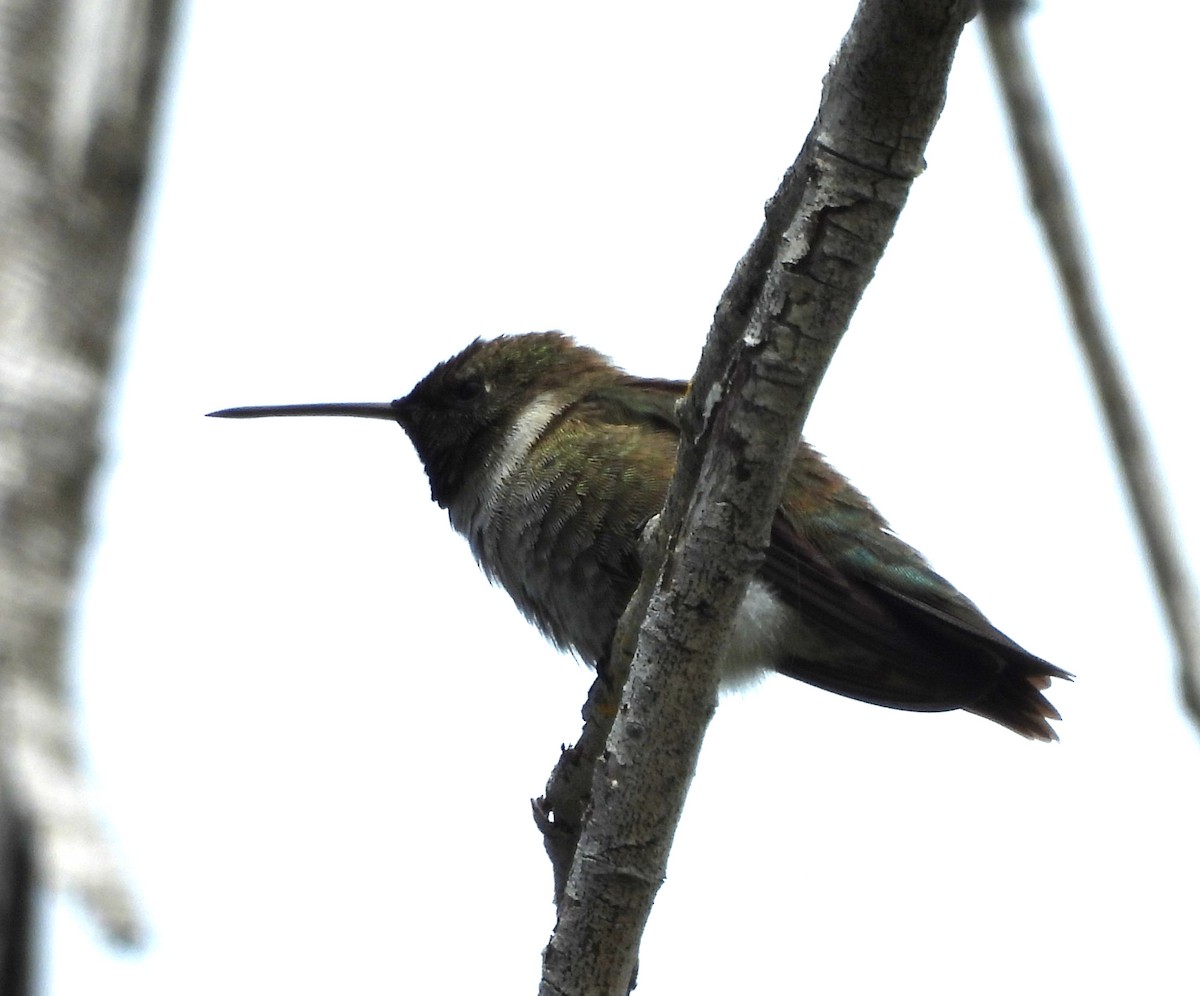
<box><xmin>207</xmin><ymin>402</ymin><xmax>400</xmax><ymax>421</ymax></box>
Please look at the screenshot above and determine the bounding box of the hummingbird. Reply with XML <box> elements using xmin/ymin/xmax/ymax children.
<box><xmin>209</xmin><ymin>332</ymin><xmax>1069</xmax><ymax>740</ymax></box>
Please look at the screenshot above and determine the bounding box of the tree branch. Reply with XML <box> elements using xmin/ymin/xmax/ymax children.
<box><xmin>980</xmin><ymin>1</ymin><xmax>1200</xmax><ymax>731</ymax></box>
<box><xmin>537</xmin><ymin>2</ymin><xmax>976</xmax><ymax>992</ymax></box>
<box><xmin>0</xmin><ymin>0</ymin><xmax>179</xmax><ymax>946</ymax></box>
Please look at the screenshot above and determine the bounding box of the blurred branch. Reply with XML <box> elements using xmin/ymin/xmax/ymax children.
<box><xmin>981</xmin><ymin>2</ymin><xmax>1200</xmax><ymax>731</ymax></box>
<box><xmin>0</xmin><ymin>780</ymin><xmax>33</xmax><ymax>996</ymax></box>
<box><xmin>0</xmin><ymin>0</ymin><xmax>179</xmax><ymax>948</ymax></box>
<box><xmin>537</xmin><ymin>1</ymin><xmax>976</xmax><ymax>992</ymax></box>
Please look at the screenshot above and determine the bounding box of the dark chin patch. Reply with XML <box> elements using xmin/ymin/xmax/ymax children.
<box><xmin>411</xmin><ymin>444</ymin><xmax>463</xmax><ymax>509</ymax></box>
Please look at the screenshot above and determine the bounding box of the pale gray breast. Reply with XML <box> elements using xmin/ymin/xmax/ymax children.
<box><xmin>446</xmin><ymin>393</ymin><xmax>622</xmax><ymax>665</ymax></box>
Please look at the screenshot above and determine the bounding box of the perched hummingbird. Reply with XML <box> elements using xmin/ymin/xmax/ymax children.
<box><xmin>210</xmin><ymin>332</ymin><xmax>1068</xmax><ymax>740</ymax></box>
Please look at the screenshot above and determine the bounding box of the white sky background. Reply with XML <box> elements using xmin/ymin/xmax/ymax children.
<box><xmin>43</xmin><ymin>2</ymin><xmax>1200</xmax><ymax>993</ymax></box>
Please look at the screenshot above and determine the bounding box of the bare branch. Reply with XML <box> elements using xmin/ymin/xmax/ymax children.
<box><xmin>0</xmin><ymin>0</ymin><xmax>179</xmax><ymax>946</ymax></box>
<box><xmin>981</xmin><ymin>2</ymin><xmax>1200</xmax><ymax>730</ymax></box>
<box><xmin>538</xmin><ymin>2</ymin><xmax>976</xmax><ymax>992</ymax></box>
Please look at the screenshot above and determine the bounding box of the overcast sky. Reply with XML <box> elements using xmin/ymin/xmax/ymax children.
<box><xmin>44</xmin><ymin>3</ymin><xmax>1200</xmax><ymax>993</ymax></box>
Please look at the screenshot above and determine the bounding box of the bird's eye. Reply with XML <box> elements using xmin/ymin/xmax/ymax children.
<box><xmin>452</xmin><ymin>378</ymin><xmax>484</xmax><ymax>402</ymax></box>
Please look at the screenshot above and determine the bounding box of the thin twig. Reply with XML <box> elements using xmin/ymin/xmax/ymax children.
<box><xmin>981</xmin><ymin>1</ymin><xmax>1200</xmax><ymax>729</ymax></box>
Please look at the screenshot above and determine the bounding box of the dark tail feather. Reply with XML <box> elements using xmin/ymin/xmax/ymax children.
<box><xmin>967</xmin><ymin>661</ymin><xmax>1071</xmax><ymax>742</ymax></box>
<box><xmin>776</xmin><ymin>650</ymin><xmax>1070</xmax><ymax>741</ymax></box>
